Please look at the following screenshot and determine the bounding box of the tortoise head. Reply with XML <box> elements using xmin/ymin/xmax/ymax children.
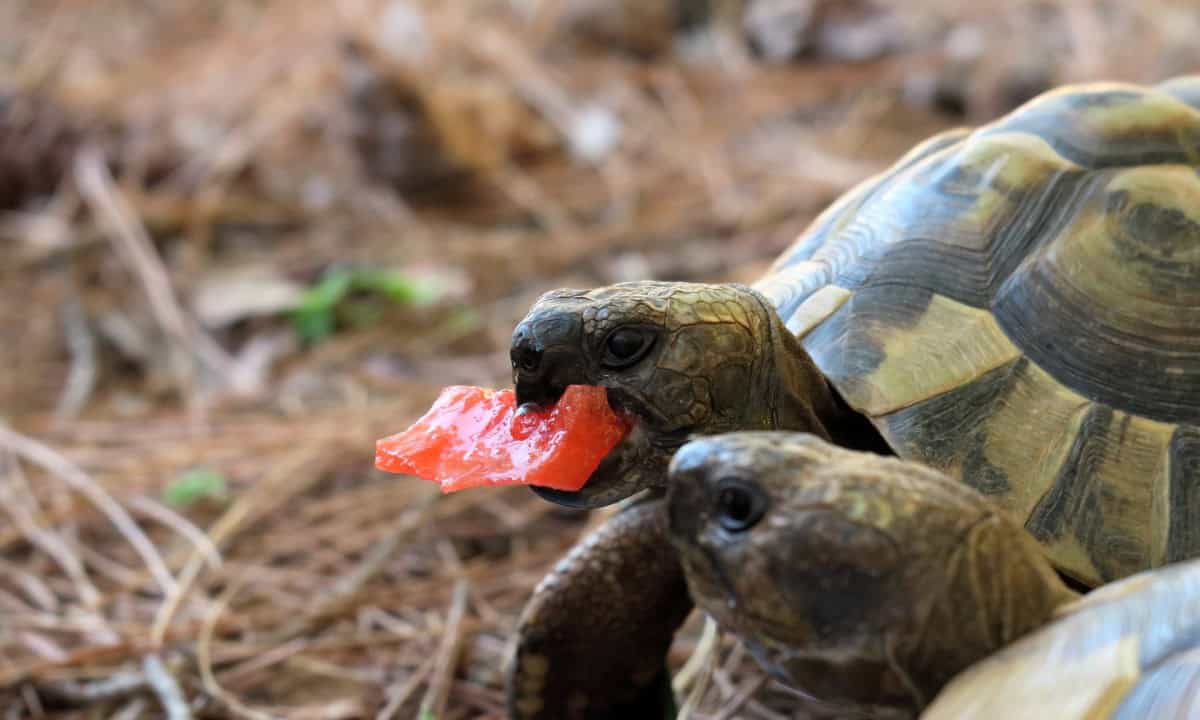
<box><xmin>511</xmin><ymin>281</ymin><xmax>842</xmax><ymax>508</ymax></box>
<box><xmin>664</xmin><ymin>432</ymin><xmax>1076</xmax><ymax>716</ymax></box>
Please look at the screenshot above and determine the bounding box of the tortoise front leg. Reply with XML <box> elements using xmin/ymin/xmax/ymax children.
<box><xmin>507</xmin><ymin>497</ymin><xmax>693</xmax><ymax>719</ymax></box>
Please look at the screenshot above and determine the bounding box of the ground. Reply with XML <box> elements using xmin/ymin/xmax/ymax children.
<box><xmin>1</xmin><ymin>1</ymin><xmax>1196</xmax><ymax>718</ymax></box>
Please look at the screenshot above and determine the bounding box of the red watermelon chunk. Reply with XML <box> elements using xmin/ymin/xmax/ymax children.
<box><xmin>375</xmin><ymin>385</ymin><xmax>630</xmax><ymax>493</ymax></box>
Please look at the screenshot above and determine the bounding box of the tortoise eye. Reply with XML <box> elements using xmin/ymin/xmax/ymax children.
<box><xmin>602</xmin><ymin>327</ymin><xmax>653</xmax><ymax>368</ymax></box>
<box><xmin>715</xmin><ymin>478</ymin><xmax>766</xmax><ymax>533</ymax></box>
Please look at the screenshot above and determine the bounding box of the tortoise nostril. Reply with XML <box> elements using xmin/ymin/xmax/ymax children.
<box><xmin>510</xmin><ymin>324</ymin><xmax>545</xmax><ymax>374</ymax></box>
<box><xmin>512</xmin><ymin>346</ymin><xmax>543</xmax><ymax>373</ymax></box>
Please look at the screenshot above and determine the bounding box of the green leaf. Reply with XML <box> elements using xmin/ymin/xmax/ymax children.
<box><xmin>291</xmin><ymin>269</ymin><xmax>353</xmax><ymax>342</ymax></box>
<box><xmin>292</xmin><ymin>306</ymin><xmax>336</xmax><ymax>342</ymax></box>
<box><xmin>290</xmin><ymin>267</ymin><xmax>442</xmax><ymax>342</ymax></box>
<box><xmin>164</xmin><ymin>468</ymin><xmax>228</xmax><ymax>507</ymax></box>
<box><xmin>353</xmin><ymin>269</ymin><xmax>440</xmax><ymax>305</ymax></box>
<box><xmin>301</xmin><ymin>269</ymin><xmax>355</xmax><ymax>310</ymax></box>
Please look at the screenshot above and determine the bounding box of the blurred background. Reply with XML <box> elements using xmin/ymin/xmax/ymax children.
<box><xmin>1</xmin><ymin>1</ymin><xmax>1196</xmax><ymax>717</ymax></box>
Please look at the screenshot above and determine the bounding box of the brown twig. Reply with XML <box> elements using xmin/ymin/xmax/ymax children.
<box><xmin>377</xmin><ymin>655</ymin><xmax>436</xmax><ymax>720</ymax></box>
<box><xmin>197</xmin><ymin>576</ymin><xmax>274</xmax><ymax>720</ymax></box>
<box><xmin>712</xmin><ymin>672</ymin><xmax>768</xmax><ymax>720</ymax></box>
<box><xmin>675</xmin><ymin>616</ymin><xmax>720</xmax><ymax>719</ymax></box>
<box><xmin>0</xmin><ymin>425</ymin><xmax>175</xmax><ymax>597</ymax></box>
<box><xmin>150</xmin><ymin>445</ymin><xmax>332</xmax><ymax>646</ymax></box>
<box><xmin>0</xmin><ymin>557</ymin><xmax>58</xmax><ymax>612</ymax></box>
<box><xmin>52</xmin><ymin>293</ymin><xmax>97</xmax><ymax>426</ymax></box>
<box><xmin>142</xmin><ymin>653</ymin><xmax>192</xmax><ymax>720</ymax></box>
<box><xmin>217</xmin><ymin>638</ymin><xmax>308</xmax><ymax>687</ymax></box>
<box><xmin>0</xmin><ymin>452</ymin><xmax>101</xmax><ymax>608</ymax></box>
<box><xmin>125</xmin><ymin>494</ymin><xmax>223</xmax><ymax>571</ymax></box>
<box><xmin>37</xmin><ymin>668</ymin><xmax>147</xmax><ymax>704</ymax></box>
<box><xmin>110</xmin><ymin>698</ymin><xmax>150</xmax><ymax>720</ymax></box>
<box><xmin>418</xmin><ymin>578</ymin><xmax>470</xmax><ymax>720</ymax></box>
<box><xmin>73</xmin><ymin>146</ymin><xmax>237</xmax><ymax>406</ymax></box>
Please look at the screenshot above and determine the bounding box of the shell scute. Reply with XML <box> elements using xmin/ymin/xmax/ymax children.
<box><xmin>759</xmin><ymin>76</ymin><xmax>1200</xmax><ymax>583</ymax></box>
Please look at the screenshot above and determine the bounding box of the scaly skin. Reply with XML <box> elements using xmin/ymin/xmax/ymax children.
<box><xmin>506</xmin><ymin>282</ymin><xmax>889</xmax><ymax>718</ymax></box>
<box><xmin>504</xmin><ymin>76</ymin><xmax>1200</xmax><ymax>718</ymax></box>
<box><xmin>510</xmin><ymin>281</ymin><xmax>887</xmax><ymax>508</ymax></box>
<box><xmin>665</xmin><ymin>432</ymin><xmax>1079</xmax><ymax>719</ymax></box>
<box><xmin>507</xmin><ymin>499</ymin><xmax>691</xmax><ymax>720</ymax></box>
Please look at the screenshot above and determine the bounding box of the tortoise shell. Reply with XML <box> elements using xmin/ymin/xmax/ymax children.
<box><xmin>753</xmin><ymin>76</ymin><xmax>1200</xmax><ymax>587</ymax></box>
<box><xmin>923</xmin><ymin>558</ymin><xmax>1200</xmax><ymax>718</ymax></box>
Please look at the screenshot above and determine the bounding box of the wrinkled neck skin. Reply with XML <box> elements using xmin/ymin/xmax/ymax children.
<box><xmin>757</xmin><ymin>516</ymin><xmax>1079</xmax><ymax>718</ymax></box>
<box><xmin>609</xmin><ymin>298</ymin><xmax>880</xmax><ymax>497</ymax></box>
<box><xmin>755</xmin><ymin>296</ymin><xmax>888</xmax><ymax>455</ymax></box>
<box><xmin>668</xmin><ymin>432</ymin><xmax>1080</xmax><ymax>718</ymax></box>
<box><xmin>898</xmin><ymin>516</ymin><xmax>1081</xmax><ymax>707</ymax></box>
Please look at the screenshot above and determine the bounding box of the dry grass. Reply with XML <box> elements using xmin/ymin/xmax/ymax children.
<box><xmin>1</xmin><ymin>1</ymin><xmax>1196</xmax><ymax>717</ymax></box>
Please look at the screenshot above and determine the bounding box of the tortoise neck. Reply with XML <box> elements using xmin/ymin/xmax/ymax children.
<box><xmin>825</xmin><ymin>380</ymin><xmax>895</xmax><ymax>455</ymax></box>
<box><xmin>764</xmin><ymin>315</ymin><xmax>892</xmax><ymax>455</ymax></box>
<box><xmin>902</xmin><ymin>518</ymin><xmax>1080</xmax><ymax>710</ymax></box>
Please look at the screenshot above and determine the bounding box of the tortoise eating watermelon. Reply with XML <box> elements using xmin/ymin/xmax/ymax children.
<box><xmin>503</xmin><ymin>75</ymin><xmax>1200</xmax><ymax>719</ymax></box>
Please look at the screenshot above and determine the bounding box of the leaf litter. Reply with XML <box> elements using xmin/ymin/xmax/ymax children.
<box><xmin>1</xmin><ymin>0</ymin><xmax>1197</xmax><ymax>717</ymax></box>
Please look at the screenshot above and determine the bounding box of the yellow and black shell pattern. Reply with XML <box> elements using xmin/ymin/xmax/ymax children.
<box><xmin>923</xmin><ymin>557</ymin><xmax>1200</xmax><ymax>719</ymax></box>
<box><xmin>755</xmin><ymin>77</ymin><xmax>1200</xmax><ymax>588</ymax></box>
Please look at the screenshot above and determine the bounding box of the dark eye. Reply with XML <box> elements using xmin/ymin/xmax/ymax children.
<box><xmin>715</xmin><ymin>479</ymin><xmax>766</xmax><ymax>533</ymax></box>
<box><xmin>602</xmin><ymin>327</ymin><xmax>653</xmax><ymax>368</ymax></box>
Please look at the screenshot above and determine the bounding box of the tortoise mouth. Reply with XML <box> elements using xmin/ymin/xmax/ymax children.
<box><xmin>531</xmin><ymin>416</ymin><xmax>650</xmax><ymax>508</ymax></box>
<box><xmin>529</xmin><ymin>387</ymin><xmax>665</xmax><ymax>508</ymax></box>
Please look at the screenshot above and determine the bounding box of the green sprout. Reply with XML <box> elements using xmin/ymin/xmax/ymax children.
<box><xmin>164</xmin><ymin>467</ymin><xmax>229</xmax><ymax>507</ymax></box>
<box><xmin>291</xmin><ymin>266</ymin><xmax>441</xmax><ymax>342</ymax></box>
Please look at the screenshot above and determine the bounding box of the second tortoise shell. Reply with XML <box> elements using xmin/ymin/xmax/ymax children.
<box><xmin>754</xmin><ymin>76</ymin><xmax>1200</xmax><ymax>587</ymax></box>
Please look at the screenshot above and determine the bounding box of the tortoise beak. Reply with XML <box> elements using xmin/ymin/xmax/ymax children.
<box><xmin>514</xmin><ymin>377</ymin><xmax>562</xmax><ymax>410</ymax></box>
<box><xmin>530</xmin><ymin>485</ymin><xmax>601</xmax><ymax>507</ymax></box>
<box><xmin>513</xmin><ymin>352</ymin><xmax>584</xmax><ymax>409</ymax></box>
<box><xmin>511</xmin><ymin>310</ymin><xmax>588</xmax><ymax>408</ymax></box>
<box><xmin>510</xmin><ymin>297</ymin><xmax>664</xmax><ymax>508</ymax></box>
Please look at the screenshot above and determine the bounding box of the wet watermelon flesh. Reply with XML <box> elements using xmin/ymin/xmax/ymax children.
<box><xmin>375</xmin><ymin>385</ymin><xmax>630</xmax><ymax>492</ymax></box>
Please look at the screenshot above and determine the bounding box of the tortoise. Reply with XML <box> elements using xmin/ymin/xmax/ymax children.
<box><xmin>666</xmin><ymin>430</ymin><xmax>1200</xmax><ymax>718</ymax></box>
<box><xmin>503</xmin><ymin>75</ymin><xmax>1200</xmax><ymax>719</ymax></box>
